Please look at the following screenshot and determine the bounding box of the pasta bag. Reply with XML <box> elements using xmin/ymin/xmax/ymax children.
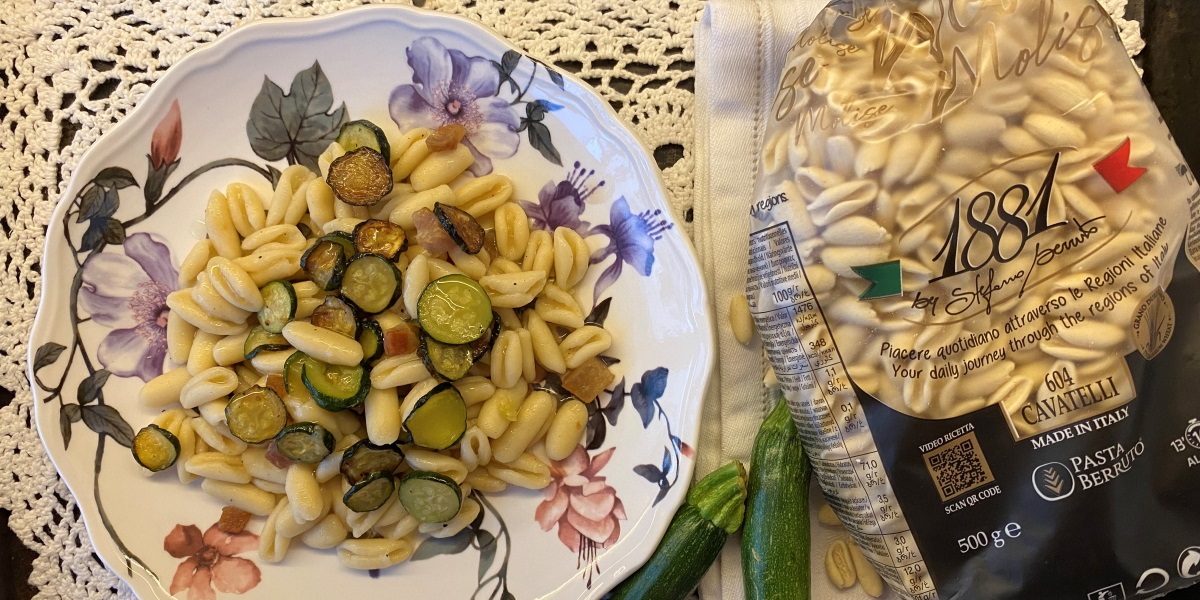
<box><xmin>745</xmin><ymin>1</ymin><xmax>1200</xmax><ymax>599</ymax></box>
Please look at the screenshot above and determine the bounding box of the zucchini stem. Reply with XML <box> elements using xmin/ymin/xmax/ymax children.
<box><xmin>688</xmin><ymin>461</ymin><xmax>748</xmax><ymax>534</ymax></box>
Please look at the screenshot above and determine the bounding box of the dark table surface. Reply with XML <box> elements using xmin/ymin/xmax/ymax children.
<box><xmin>3</xmin><ymin>0</ymin><xmax>1200</xmax><ymax>598</ymax></box>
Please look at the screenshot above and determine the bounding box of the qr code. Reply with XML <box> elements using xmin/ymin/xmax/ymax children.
<box><xmin>922</xmin><ymin>432</ymin><xmax>994</xmax><ymax>501</ymax></box>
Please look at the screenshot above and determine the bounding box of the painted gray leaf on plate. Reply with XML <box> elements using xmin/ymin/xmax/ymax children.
<box><xmin>60</xmin><ymin>404</ymin><xmax>81</xmax><ymax>449</ymax></box>
<box><xmin>247</xmin><ymin>61</ymin><xmax>347</xmax><ymax>172</ymax></box>
<box><xmin>77</xmin><ymin>369</ymin><xmax>111</xmax><ymax>405</ymax></box>
<box><xmin>33</xmin><ymin>342</ymin><xmax>66</xmax><ymax>373</ymax></box>
<box><xmin>525</xmin><ymin>120</ymin><xmax>562</xmax><ymax>166</ymax></box>
<box><xmin>410</xmin><ymin>528</ymin><xmax>474</xmax><ymax>561</ymax></box>
<box><xmin>80</xmin><ymin>404</ymin><xmax>135</xmax><ymax>448</ymax></box>
<box><xmin>91</xmin><ymin>167</ymin><xmax>139</xmax><ymax>191</ymax></box>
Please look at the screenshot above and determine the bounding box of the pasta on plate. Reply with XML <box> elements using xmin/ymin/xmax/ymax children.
<box><xmin>131</xmin><ymin>118</ymin><xmax>616</xmax><ymax>571</ymax></box>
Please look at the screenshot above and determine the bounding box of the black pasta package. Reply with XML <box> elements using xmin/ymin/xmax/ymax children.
<box><xmin>746</xmin><ymin>1</ymin><xmax>1200</xmax><ymax>598</ymax></box>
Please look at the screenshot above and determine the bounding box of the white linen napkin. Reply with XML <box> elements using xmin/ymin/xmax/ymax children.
<box><xmin>692</xmin><ymin>2</ymin><xmax>1145</xmax><ymax>600</ymax></box>
<box><xmin>693</xmin><ymin>1</ymin><xmax>833</xmax><ymax>599</ymax></box>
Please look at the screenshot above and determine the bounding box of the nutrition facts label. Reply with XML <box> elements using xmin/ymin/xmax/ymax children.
<box><xmin>747</xmin><ymin>222</ymin><xmax>939</xmax><ymax>600</ymax></box>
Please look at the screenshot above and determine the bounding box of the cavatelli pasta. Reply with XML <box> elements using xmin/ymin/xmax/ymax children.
<box><xmin>132</xmin><ymin>123</ymin><xmax>613</xmax><ymax>577</ymax></box>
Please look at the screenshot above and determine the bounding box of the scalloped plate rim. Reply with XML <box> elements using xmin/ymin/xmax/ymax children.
<box><xmin>28</xmin><ymin>5</ymin><xmax>715</xmax><ymax>600</ymax></box>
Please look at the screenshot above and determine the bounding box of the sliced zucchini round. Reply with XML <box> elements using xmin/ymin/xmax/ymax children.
<box><xmin>340</xmin><ymin>439</ymin><xmax>406</xmax><ymax>484</ymax></box>
<box><xmin>417</xmin><ymin>275</ymin><xmax>493</xmax><ymax>344</ymax></box>
<box><xmin>468</xmin><ymin>313</ymin><xmax>502</xmax><ymax>361</ymax></box>
<box><xmin>353</xmin><ymin>219</ymin><xmax>408</xmax><ymax>260</ymax></box>
<box><xmin>257</xmin><ymin>280</ymin><xmax>297</xmax><ymax>334</ymax></box>
<box><xmin>404</xmin><ymin>382</ymin><xmax>467</xmax><ymax>450</ymax></box>
<box><xmin>324</xmin><ymin>231</ymin><xmax>357</xmax><ymax>256</ymax></box>
<box><xmin>301</xmin><ymin>358</ymin><xmax>369</xmax><ymax>411</ymax></box>
<box><xmin>419</xmin><ymin>333</ymin><xmax>474</xmax><ymax>381</ymax></box>
<box><xmin>343</xmin><ymin>471</ymin><xmax>396</xmax><ymax>513</ymax></box>
<box><xmin>274</xmin><ymin>422</ymin><xmax>335</xmax><ymax>463</ymax></box>
<box><xmin>301</xmin><ymin>238</ymin><xmax>348</xmax><ymax>291</ymax></box>
<box><xmin>226</xmin><ymin>385</ymin><xmax>288</xmax><ymax>444</ymax></box>
<box><xmin>398</xmin><ymin>471</ymin><xmax>462</xmax><ymax>524</ymax></box>
<box><xmin>396</xmin><ymin>427</ymin><xmax>413</xmax><ymax>446</ymax></box>
<box><xmin>337</xmin><ymin>120</ymin><xmax>392</xmax><ymax>164</ymax></box>
<box><xmin>244</xmin><ymin>325</ymin><xmax>290</xmax><ymax>360</ymax></box>
<box><xmin>310</xmin><ymin>296</ymin><xmax>358</xmax><ymax>338</ymax></box>
<box><xmin>327</xmin><ymin>147</ymin><xmax>393</xmax><ymax>206</ymax></box>
<box><xmin>283</xmin><ymin>351</ymin><xmax>313</xmax><ymax>400</ymax></box>
<box><xmin>341</xmin><ymin>254</ymin><xmax>403</xmax><ymax>314</ymax></box>
<box><xmin>357</xmin><ymin>318</ymin><xmax>384</xmax><ymax>365</ymax></box>
<box><xmin>434</xmin><ymin>202</ymin><xmax>486</xmax><ymax>254</ymax></box>
<box><xmin>132</xmin><ymin>424</ymin><xmax>180</xmax><ymax>472</ymax></box>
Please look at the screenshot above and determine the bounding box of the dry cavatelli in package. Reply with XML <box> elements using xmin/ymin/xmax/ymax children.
<box><xmin>746</xmin><ymin>1</ymin><xmax>1200</xmax><ymax>599</ymax></box>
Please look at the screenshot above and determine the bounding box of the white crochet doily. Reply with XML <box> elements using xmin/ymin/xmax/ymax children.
<box><xmin>0</xmin><ymin>0</ymin><xmax>1140</xmax><ymax>598</ymax></box>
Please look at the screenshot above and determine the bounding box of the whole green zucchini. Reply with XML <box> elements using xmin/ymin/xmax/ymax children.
<box><xmin>742</xmin><ymin>395</ymin><xmax>811</xmax><ymax>600</ymax></box>
<box><xmin>605</xmin><ymin>461</ymin><xmax>747</xmax><ymax>600</ymax></box>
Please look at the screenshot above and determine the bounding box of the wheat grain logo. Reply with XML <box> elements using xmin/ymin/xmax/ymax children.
<box><xmin>1032</xmin><ymin>462</ymin><xmax>1074</xmax><ymax>501</ymax></box>
<box><xmin>1041</xmin><ymin>468</ymin><xmax>1064</xmax><ymax>493</ymax></box>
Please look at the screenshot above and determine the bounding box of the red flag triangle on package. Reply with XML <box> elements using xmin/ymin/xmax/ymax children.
<box><xmin>1093</xmin><ymin>137</ymin><xmax>1147</xmax><ymax>193</ymax></box>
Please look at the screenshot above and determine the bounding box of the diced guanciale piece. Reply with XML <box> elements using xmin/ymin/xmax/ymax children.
<box><xmin>561</xmin><ymin>357</ymin><xmax>616</xmax><ymax>403</ymax></box>
<box><xmin>384</xmin><ymin>322</ymin><xmax>421</xmax><ymax>356</ymax></box>
<box><xmin>425</xmin><ymin>123</ymin><xmax>468</xmax><ymax>152</ymax></box>
<box><xmin>218</xmin><ymin>506</ymin><xmax>253</xmax><ymax>534</ymax></box>
<box><xmin>265</xmin><ymin>374</ymin><xmax>287</xmax><ymax>400</ymax></box>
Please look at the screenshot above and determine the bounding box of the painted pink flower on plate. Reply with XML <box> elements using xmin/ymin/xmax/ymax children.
<box><xmin>150</xmin><ymin>100</ymin><xmax>183</xmax><ymax>170</ymax></box>
<box><xmin>164</xmin><ymin>522</ymin><xmax>261</xmax><ymax>600</ymax></box>
<box><xmin>536</xmin><ymin>445</ymin><xmax>627</xmax><ymax>560</ymax></box>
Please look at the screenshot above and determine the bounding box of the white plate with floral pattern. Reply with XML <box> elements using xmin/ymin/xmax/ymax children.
<box><xmin>27</xmin><ymin>6</ymin><xmax>713</xmax><ymax>600</ymax></box>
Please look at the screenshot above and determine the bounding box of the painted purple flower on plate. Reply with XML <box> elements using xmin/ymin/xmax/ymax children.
<box><xmin>78</xmin><ymin>232</ymin><xmax>178</xmax><ymax>382</ymax></box>
<box><xmin>521</xmin><ymin>162</ymin><xmax>604</xmax><ymax>234</ymax></box>
<box><xmin>589</xmin><ymin>198</ymin><xmax>672</xmax><ymax>300</ymax></box>
<box><xmin>389</xmin><ymin>36</ymin><xmax>520</xmax><ymax>175</ymax></box>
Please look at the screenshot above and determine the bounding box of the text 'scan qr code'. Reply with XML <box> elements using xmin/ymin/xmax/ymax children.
<box><xmin>922</xmin><ymin>431</ymin><xmax>995</xmax><ymax>501</ymax></box>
